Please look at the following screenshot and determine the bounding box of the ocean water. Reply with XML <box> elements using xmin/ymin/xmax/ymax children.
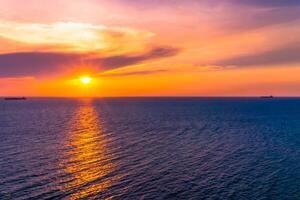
<box><xmin>1</xmin><ymin>97</ymin><xmax>300</xmax><ymax>199</ymax></box>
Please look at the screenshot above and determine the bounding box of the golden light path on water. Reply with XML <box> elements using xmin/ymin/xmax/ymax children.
<box><xmin>60</xmin><ymin>99</ymin><xmax>121</xmax><ymax>199</ymax></box>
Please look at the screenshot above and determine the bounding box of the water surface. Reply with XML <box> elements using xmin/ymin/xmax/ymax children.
<box><xmin>1</xmin><ymin>98</ymin><xmax>300</xmax><ymax>199</ymax></box>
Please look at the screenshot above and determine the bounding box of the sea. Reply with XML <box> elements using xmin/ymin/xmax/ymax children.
<box><xmin>0</xmin><ymin>97</ymin><xmax>300</xmax><ymax>199</ymax></box>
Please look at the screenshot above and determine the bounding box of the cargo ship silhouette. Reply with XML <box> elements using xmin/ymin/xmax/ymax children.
<box><xmin>260</xmin><ymin>95</ymin><xmax>274</xmax><ymax>99</ymax></box>
<box><xmin>4</xmin><ymin>97</ymin><xmax>27</xmax><ymax>100</ymax></box>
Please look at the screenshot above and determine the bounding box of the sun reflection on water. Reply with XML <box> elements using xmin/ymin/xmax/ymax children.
<box><xmin>60</xmin><ymin>99</ymin><xmax>120</xmax><ymax>199</ymax></box>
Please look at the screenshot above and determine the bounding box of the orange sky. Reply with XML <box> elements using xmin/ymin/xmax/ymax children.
<box><xmin>1</xmin><ymin>0</ymin><xmax>300</xmax><ymax>97</ymax></box>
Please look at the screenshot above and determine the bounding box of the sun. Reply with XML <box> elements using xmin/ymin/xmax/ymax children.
<box><xmin>80</xmin><ymin>76</ymin><xmax>92</xmax><ymax>84</ymax></box>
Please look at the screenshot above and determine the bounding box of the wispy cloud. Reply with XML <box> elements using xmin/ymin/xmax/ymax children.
<box><xmin>90</xmin><ymin>46</ymin><xmax>180</xmax><ymax>70</ymax></box>
<box><xmin>0</xmin><ymin>21</ymin><xmax>154</xmax><ymax>52</ymax></box>
<box><xmin>0</xmin><ymin>52</ymin><xmax>80</xmax><ymax>77</ymax></box>
<box><xmin>98</xmin><ymin>69</ymin><xmax>167</xmax><ymax>77</ymax></box>
<box><xmin>233</xmin><ymin>0</ymin><xmax>300</xmax><ymax>7</ymax></box>
<box><xmin>215</xmin><ymin>42</ymin><xmax>300</xmax><ymax>67</ymax></box>
<box><xmin>116</xmin><ymin>0</ymin><xmax>300</xmax><ymax>8</ymax></box>
<box><xmin>0</xmin><ymin>21</ymin><xmax>181</xmax><ymax>78</ymax></box>
<box><xmin>0</xmin><ymin>46</ymin><xmax>179</xmax><ymax>77</ymax></box>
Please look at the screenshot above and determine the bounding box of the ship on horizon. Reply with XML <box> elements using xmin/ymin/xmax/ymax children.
<box><xmin>4</xmin><ymin>97</ymin><xmax>27</xmax><ymax>100</ymax></box>
<box><xmin>260</xmin><ymin>95</ymin><xmax>274</xmax><ymax>99</ymax></box>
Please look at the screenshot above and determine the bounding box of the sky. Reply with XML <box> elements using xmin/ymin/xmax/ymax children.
<box><xmin>1</xmin><ymin>0</ymin><xmax>300</xmax><ymax>97</ymax></box>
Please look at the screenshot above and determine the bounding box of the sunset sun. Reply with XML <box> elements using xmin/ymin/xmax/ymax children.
<box><xmin>80</xmin><ymin>76</ymin><xmax>92</xmax><ymax>84</ymax></box>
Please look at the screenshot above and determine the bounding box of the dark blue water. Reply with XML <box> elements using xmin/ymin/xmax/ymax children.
<box><xmin>1</xmin><ymin>98</ymin><xmax>300</xmax><ymax>199</ymax></box>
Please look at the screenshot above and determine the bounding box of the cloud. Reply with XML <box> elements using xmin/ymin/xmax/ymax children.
<box><xmin>0</xmin><ymin>21</ymin><xmax>154</xmax><ymax>52</ymax></box>
<box><xmin>0</xmin><ymin>52</ymin><xmax>81</xmax><ymax>77</ymax></box>
<box><xmin>215</xmin><ymin>42</ymin><xmax>300</xmax><ymax>67</ymax></box>
<box><xmin>234</xmin><ymin>0</ymin><xmax>300</xmax><ymax>7</ymax></box>
<box><xmin>225</xmin><ymin>8</ymin><xmax>300</xmax><ymax>31</ymax></box>
<box><xmin>98</xmin><ymin>69</ymin><xmax>167</xmax><ymax>77</ymax></box>
<box><xmin>89</xmin><ymin>46</ymin><xmax>180</xmax><ymax>70</ymax></box>
<box><xmin>0</xmin><ymin>21</ymin><xmax>179</xmax><ymax>78</ymax></box>
<box><xmin>115</xmin><ymin>0</ymin><xmax>300</xmax><ymax>32</ymax></box>
<box><xmin>114</xmin><ymin>0</ymin><xmax>300</xmax><ymax>9</ymax></box>
<box><xmin>0</xmin><ymin>47</ymin><xmax>179</xmax><ymax>77</ymax></box>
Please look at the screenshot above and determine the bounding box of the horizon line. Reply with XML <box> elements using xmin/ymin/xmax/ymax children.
<box><xmin>2</xmin><ymin>95</ymin><xmax>300</xmax><ymax>98</ymax></box>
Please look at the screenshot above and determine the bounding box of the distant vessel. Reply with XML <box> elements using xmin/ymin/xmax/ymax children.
<box><xmin>260</xmin><ymin>95</ymin><xmax>274</xmax><ymax>99</ymax></box>
<box><xmin>4</xmin><ymin>97</ymin><xmax>27</xmax><ymax>100</ymax></box>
